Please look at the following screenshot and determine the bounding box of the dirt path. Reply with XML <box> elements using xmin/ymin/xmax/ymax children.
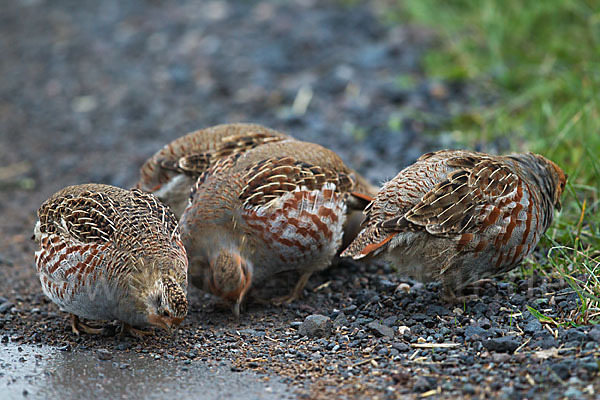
<box><xmin>1</xmin><ymin>1</ymin><xmax>598</xmax><ymax>399</ymax></box>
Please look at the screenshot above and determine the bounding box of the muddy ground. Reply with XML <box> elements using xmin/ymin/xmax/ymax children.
<box><xmin>1</xmin><ymin>0</ymin><xmax>598</xmax><ymax>399</ymax></box>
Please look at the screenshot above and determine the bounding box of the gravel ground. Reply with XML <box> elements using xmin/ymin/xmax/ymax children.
<box><xmin>1</xmin><ymin>0</ymin><xmax>598</xmax><ymax>399</ymax></box>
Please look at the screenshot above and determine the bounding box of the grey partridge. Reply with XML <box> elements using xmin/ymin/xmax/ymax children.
<box><xmin>341</xmin><ymin>150</ymin><xmax>566</xmax><ymax>298</ymax></box>
<box><xmin>33</xmin><ymin>184</ymin><xmax>188</xmax><ymax>336</ymax></box>
<box><xmin>180</xmin><ymin>140</ymin><xmax>376</xmax><ymax>316</ymax></box>
<box><xmin>137</xmin><ymin>123</ymin><xmax>292</xmax><ymax>218</ymax></box>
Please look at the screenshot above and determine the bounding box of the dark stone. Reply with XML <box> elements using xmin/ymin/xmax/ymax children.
<box><xmin>413</xmin><ymin>376</ymin><xmax>434</xmax><ymax>393</ymax></box>
<box><xmin>492</xmin><ymin>353</ymin><xmax>511</xmax><ymax>363</ymax></box>
<box><xmin>298</xmin><ymin>314</ymin><xmax>332</xmax><ymax>338</ymax></box>
<box><xmin>460</xmin><ymin>354</ymin><xmax>475</xmax><ymax>365</ymax></box>
<box><xmin>412</xmin><ymin>313</ymin><xmax>427</xmax><ymax>322</ymax></box>
<box><xmin>238</xmin><ymin>329</ymin><xmax>266</xmax><ymax>337</ymax></box>
<box><xmin>566</xmin><ymin>329</ymin><xmax>587</xmax><ymax>343</ymax></box>
<box><xmin>584</xmin><ymin>341</ymin><xmax>597</xmax><ymax>351</ymax></box>
<box><xmin>510</xmin><ymin>294</ymin><xmax>525</xmax><ymax>305</ymax></box>
<box><xmin>483</xmin><ymin>336</ymin><xmax>520</xmax><ymax>353</ymax></box>
<box><xmin>524</xmin><ymin>319</ymin><xmax>543</xmax><ymax>334</ymax></box>
<box><xmin>392</xmin><ymin>342</ymin><xmax>410</xmax><ymax>352</ymax></box>
<box><xmin>588</xmin><ymin>326</ymin><xmax>600</xmax><ymax>343</ymax></box>
<box><xmin>355</xmin><ymin>289</ymin><xmax>377</xmax><ymax>305</ymax></box>
<box><xmin>477</xmin><ymin>317</ymin><xmax>492</xmax><ymax>329</ymax></box>
<box><xmin>367</xmin><ymin>321</ymin><xmax>395</xmax><ymax>338</ymax></box>
<box><xmin>426</xmin><ymin>304</ymin><xmax>450</xmax><ymax>316</ymax></box>
<box><xmin>582</xmin><ymin>361</ymin><xmax>599</xmax><ymax>373</ymax></box>
<box><xmin>377</xmin><ymin>347</ymin><xmax>389</xmax><ymax>356</ymax></box>
<box><xmin>0</xmin><ymin>302</ymin><xmax>15</xmax><ymax>314</ymax></box>
<box><xmin>343</xmin><ymin>305</ymin><xmax>357</xmax><ymax>313</ymax></box>
<box><xmin>333</xmin><ymin>312</ymin><xmax>349</xmax><ymax>328</ymax></box>
<box><xmin>97</xmin><ymin>349</ymin><xmax>112</xmax><ymax>361</ymax></box>
<box><xmin>537</xmin><ymin>337</ymin><xmax>559</xmax><ymax>349</ymax></box>
<box><xmin>376</xmin><ymin>279</ymin><xmax>397</xmax><ymax>293</ymax></box>
<box><xmin>563</xmin><ymin>387</ymin><xmax>582</xmax><ymax>398</ymax></box>
<box><xmin>464</xmin><ymin>326</ymin><xmax>488</xmax><ymax>340</ymax></box>
<box><xmin>462</xmin><ymin>383</ymin><xmax>476</xmax><ymax>394</ymax></box>
<box><xmin>115</xmin><ymin>342</ymin><xmax>131</xmax><ymax>351</ymax></box>
<box><xmin>551</xmin><ymin>361</ymin><xmax>571</xmax><ymax>380</ymax></box>
<box><xmin>471</xmin><ymin>302</ymin><xmax>488</xmax><ymax>316</ymax></box>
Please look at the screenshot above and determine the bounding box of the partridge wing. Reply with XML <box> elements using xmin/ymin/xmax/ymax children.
<box><xmin>382</xmin><ymin>155</ymin><xmax>520</xmax><ymax>236</ymax></box>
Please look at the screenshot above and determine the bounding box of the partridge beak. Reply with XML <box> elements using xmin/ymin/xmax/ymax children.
<box><xmin>166</xmin><ymin>316</ymin><xmax>184</xmax><ymax>337</ymax></box>
<box><xmin>149</xmin><ymin>314</ymin><xmax>183</xmax><ymax>336</ymax></box>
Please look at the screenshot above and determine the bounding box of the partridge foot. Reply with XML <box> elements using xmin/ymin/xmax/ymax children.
<box><xmin>71</xmin><ymin>314</ymin><xmax>103</xmax><ymax>335</ymax></box>
<box><xmin>119</xmin><ymin>323</ymin><xmax>153</xmax><ymax>339</ymax></box>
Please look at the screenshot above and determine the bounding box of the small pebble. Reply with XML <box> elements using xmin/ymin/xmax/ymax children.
<box><xmin>587</xmin><ymin>326</ymin><xmax>600</xmax><ymax>343</ymax></box>
<box><xmin>492</xmin><ymin>353</ymin><xmax>511</xmax><ymax>363</ymax></box>
<box><xmin>298</xmin><ymin>315</ymin><xmax>332</xmax><ymax>338</ymax></box>
<box><xmin>0</xmin><ymin>302</ymin><xmax>15</xmax><ymax>314</ymax></box>
<box><xmin>483</xmin><ymin>336</ymin><xmax>520</xmax><ymax>353</ymax></box>
<box><xmin>97</xmin><ymin>349</ymin><xmax>112</xmax><ymax>361</ymax></box>
<box><xmin>367</xmin><ymin>321</ymin><xmax>394</xmax><ymax>338</ymax></box>
<box><xmin>413</xmin><ymin>376</ymin><xmax>435</xmax><ymax>393</ymax></box>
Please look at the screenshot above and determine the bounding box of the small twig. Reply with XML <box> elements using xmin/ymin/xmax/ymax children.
<box><xmin>313</xmin><ymin>281</ymin><xmax>331</xmax><ymax>292</ymax></box>
<box><xmin>420</xmin><ymin>388</ymin><xmax>441</xmax><ymax>398</ymax></box>
<box><xmin>410</xmin><ymin>343</ymin><xmax>460</xmax><ymax>349</ymax></box>
<box><xmin>349</xmin><ymin>358</ymin><xmax>379</xmax><ymax>368</ymax></box>
<box><xmin>514</xmin><ymin>337</ymin><xmax>531</xmax><ymax>354</ymax></box>
<box><xmin>525</xmin><ymin>374</ymin><xmax>535</xmax><ymax>386</ymax></box>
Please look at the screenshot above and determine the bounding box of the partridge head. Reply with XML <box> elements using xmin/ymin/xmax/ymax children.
<box><xmin>342</xmin><ymin>150</ymin><xmax>566</xmax><ymax>298</ymax></box>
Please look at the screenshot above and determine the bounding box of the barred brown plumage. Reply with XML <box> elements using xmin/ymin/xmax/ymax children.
<box><xmin>180</xmin><ymin>140</ymin><xmax>377</xmax><ymax>316</ymax></box>
<box><xmin>341</xmin><ymin>150</ymin><xmax>566</xmax><ymax>299</ymax></box>
<box><xmin>137</xmin><ymin>123</ymin><xmax>293</xmax><ymax>218</ymax></box>
<box><xmin>33</xmin><ymin>184</ymin><xmax>188</xmax><ymax>337</ymax></box>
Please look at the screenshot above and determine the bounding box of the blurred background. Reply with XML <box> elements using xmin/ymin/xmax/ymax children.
<box><xmin>1</xmin><ymin>0</ymin><xmax>598</xmax><ymax>322</ymax></box>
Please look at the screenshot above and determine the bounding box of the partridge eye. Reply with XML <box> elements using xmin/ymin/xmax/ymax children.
<box><xmin>162</xmin><ymin>310</ymin><xmax>169</xmax><ymax>317</ymax></box>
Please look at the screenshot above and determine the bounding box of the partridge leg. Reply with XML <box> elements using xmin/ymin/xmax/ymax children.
<box><xmin>71</xmin><ymin>314</ymin><xmax>103</xmax><ymax>335</ymax></box>
<box><xmin>232</xmin><ymin>299</ymin><xmax>243</xmax><ymax>319</ymax></box>
<box><xmin>272</xmin><ymin>272</ymin><xmax>312</xmax><ymax>305</ymax></box>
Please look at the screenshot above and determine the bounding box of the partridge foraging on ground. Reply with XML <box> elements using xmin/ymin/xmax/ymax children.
<box><xmin>137</xmin><ymin>123</ymin><xmax>292</xmax><ymax>218</ymax></box>
<box><xmin>33</xmin><ymin>184</ymin><xmax>188</xmax><ymax>336</ymax></box>
<box><xmin>342</xmin><ymin>150</ymin><xmax>566</xmax><ymax>298</ymax></box>
<box><xmin>180</xmin><ymin>140</ymin><xmax>376</xmax><ymax>316</ymax></box>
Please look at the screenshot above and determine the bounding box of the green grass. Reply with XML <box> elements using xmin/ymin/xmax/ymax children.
<box><xmin>389</xmin><ymin>0</ymin><xmax>600</xmax><ymax>324</ymax></box>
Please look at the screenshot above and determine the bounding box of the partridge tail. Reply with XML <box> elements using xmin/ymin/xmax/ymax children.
<box><xmin>347</xmin><ymin>191</ymin><xmax>374</xmax><ymax>210</ymax></box>
<box><xmin>340</xmin><ymin>225</ymin><xmax>394</xmax><ymax>259</ymax></box>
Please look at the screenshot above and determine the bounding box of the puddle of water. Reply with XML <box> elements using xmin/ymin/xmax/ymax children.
<box><xmin>0</xmin><ymin>342</ymin><xmax>292</xmax><ymax>400</ymax></box>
